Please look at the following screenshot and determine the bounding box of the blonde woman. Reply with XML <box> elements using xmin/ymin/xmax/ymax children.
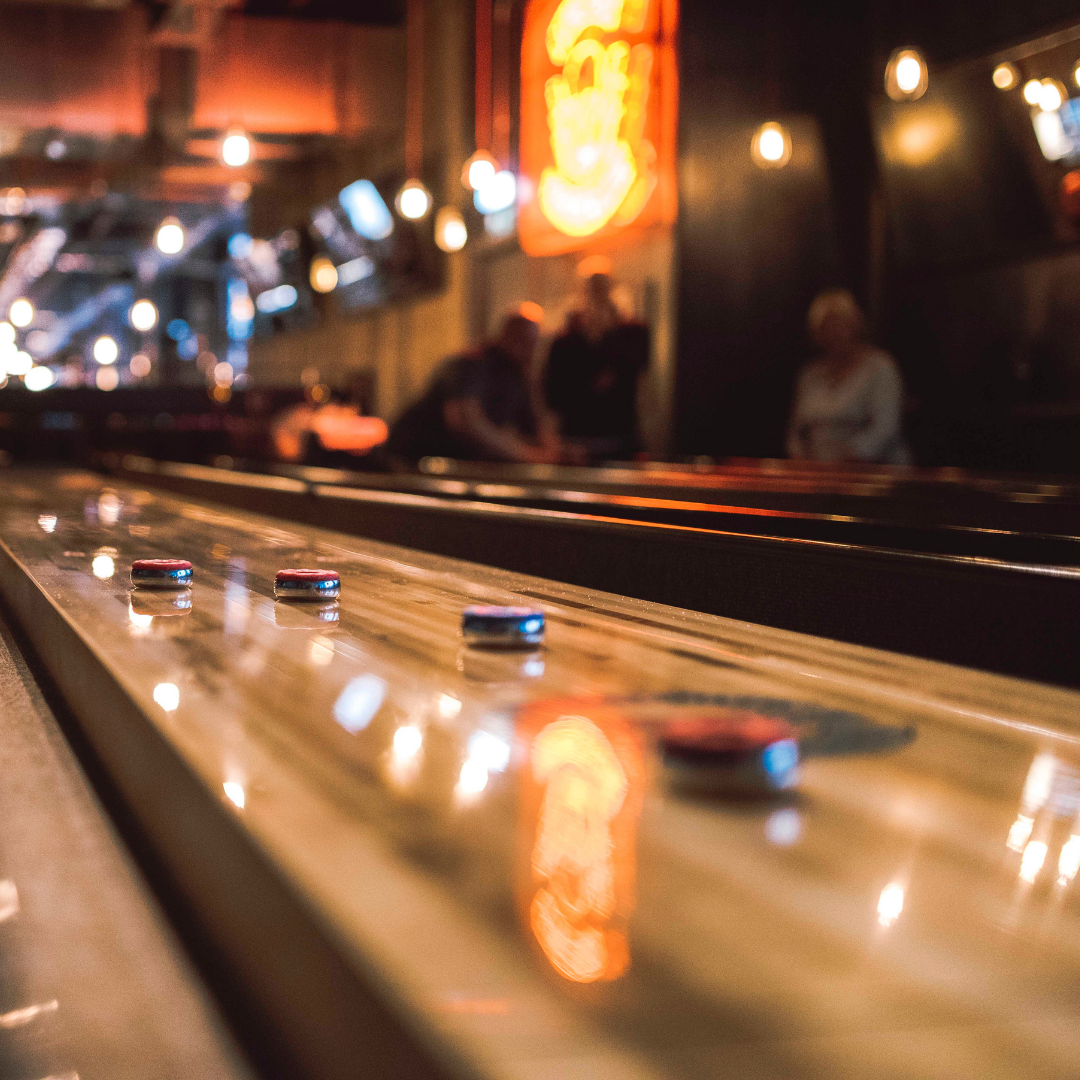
<box><xmin>786</xmin><ymin>289</ymin><xmax>911</xmax><ymax>465</ymax></box>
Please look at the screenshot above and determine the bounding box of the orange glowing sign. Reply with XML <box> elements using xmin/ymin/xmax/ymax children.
<box><xmin>517</xmin><ymin>699</ymin><xmax>644</xmax><ymax>983</ymax></box>
<box><xmin>519</xmin><ymin>0</ymin><xmax>677</xmax><ymax>256</ymax></box>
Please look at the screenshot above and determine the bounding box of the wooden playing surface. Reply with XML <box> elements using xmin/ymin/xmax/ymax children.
<box><xmin>2</xmin><ymin>469</ymin><xmax>1079</xmax><ymax>1080</ymax></box>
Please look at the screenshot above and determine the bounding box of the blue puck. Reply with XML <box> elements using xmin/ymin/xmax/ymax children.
<box><xmin>462</xmin><ymin>605</ymin><xmax>545</xmax><ymax>648</ymax></box>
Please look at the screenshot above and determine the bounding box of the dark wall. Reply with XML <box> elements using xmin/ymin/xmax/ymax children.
<box><xmin>674</xmin><ymin>2</ymin><xmax>870</xmax><ymax>456</ymax></box>
<box><xmin>674</xmin><ymin>0</ymin><xmax>1080</xmax><ymax>467</ymax></box>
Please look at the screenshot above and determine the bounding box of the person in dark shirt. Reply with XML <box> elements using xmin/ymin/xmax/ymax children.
<box><xmin>543</xmin><ymin>272</ymin><xmax>649</xmax><ymax>461</ymax></box>
<box><xmin>387</xmin><ymin>312</ymin><xmax>556</xmax><ymax>464</ymax></box>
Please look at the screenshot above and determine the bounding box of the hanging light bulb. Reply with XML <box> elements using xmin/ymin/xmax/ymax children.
<box><xmin>1039</xmin><ymin>78</ymin><xmax>1067</xmax><ymax>112</ymax></box>
<box><xmin>398</xmin><ymin>1</ymin><xmax>430</xmax><ymax>223</ymax></box>
<box><xmin>396</xmin><ymin>179</ymin><xmax>433</xmax><ymax>221</ymax></box>
<box><xmin>751</xmin><ymin>122</ymin><xmax>792</xmax><ymax>168</ymax></box>
<box><xmin>129</xmin><ymin>299</ymin><xmax>158</xmax><ymax>332</ymax></box>
<box><xmin>221</xmin><ymin>129</ymin><xmax>251</xmax><ymax>168</ymax></box>
<box><xmin>155</xmin><ymin>216</ymin><xmax>185</xmax><ymax>255</ymax></box>
<box><xmin>885</xmin><ymin>48</ymin><xmax>928</xmax><ymax>102</ymax></box>
<box><xmin>309</xmin><ymin>256</ymin><xmax>338</xmax><ymax>293</ymax></box>
<box><xmin>9</xmin><ymin>298</ymin><xmax>33</xmax><ymax>327</ymax></box>
<box><xmin>1023</xmin><ymin>78</ymin><xmax>1044</xmax><ymax>105</ymax></box>
<box><xmin>473</xmin><ymin>170</ymin><xmax>517</xmax><ymax>214</ymax></box>
<box><xmin>462</xmin><ymin>150</ymin><xmax>498</xmax><ymax>191</ymax></box>
<box><xmin>992</xmin><ymin>62</ymin><xmax>1019</xmax><ymax>90</ymax></box>
<box><xmin>435</xmin><ymin>207</ymin><xmax>468</xmax><ymax>252</ymax></box>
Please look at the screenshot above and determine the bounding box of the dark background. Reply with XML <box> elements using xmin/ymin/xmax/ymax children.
<box><xmin>675</xmin><ymin>0</ymin><xmax>1080</xmax><ymax>470</ymax></box>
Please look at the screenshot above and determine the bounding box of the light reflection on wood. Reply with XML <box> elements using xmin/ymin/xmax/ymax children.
<box><xmin>519</xmin><ymin>698</ymin><xmax>644</xmax><ymax>982</ymax></box>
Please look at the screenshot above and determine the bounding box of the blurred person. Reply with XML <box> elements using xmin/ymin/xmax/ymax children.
<box><xmin>543</xmin><ymin>269</ymin><xmax>649</xmax><ymax>462</ymax></box>
<box><xmin>786</xmin><ymin>289</ymin><xmax>911</xmax><ymax>465</ymax></box>
<box><xmin>386</xmin><ymin>311</ymin><xmax>558</xmax><ymax>464</ymax></box>
<box><xmin>272</xmin><ymin>372</ymin><xmax>388</xmax><ymax>466</ymax></box>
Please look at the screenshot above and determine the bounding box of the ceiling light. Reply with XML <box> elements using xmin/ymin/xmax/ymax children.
<box><xmin>434</xmin><ymin>207</ymin><xmax>468</xmax><ymax>252</ymax></box>
<box><xmin>9</xmin><ymin>299</ymin><xmax>33</xmax><ymax>327</ymax></box>
<box><xmin>93</xmin><ymin>335</ymin><xmax>118</xmax><ymax>365</ymax></box>
<box><xmin>24</xmin><ymin>366</ymin><xmax>54</xmax><ymax>391</ymax></box>
<box><xmin>1023</xmin><ymin>78</ymin><xmax>1044</xmax><ymax>105</ymax></box>
<box><xmin>992</xmin><ymin>63</ymin><xmax>1019</xmax><ymax>90</ymax></box>
<box><xmin>396</xmin><ymin>179</ymin><xmax>433</xmax><ymax>220</ymax></box>
<box><xmin>473</xmin><ymin>170</ymin><xmax>517</xmax><ymax>214</ymax></box>
<box><xmin>1039</xmin><ymin>78</ymin><xmax>1066</xmax><ymax>112</ymax></box>
<box><xmin>885</xmin><ymin>48</ymin><xmax>928</xmax><ymax>102</ymax></box>
<box><xmin>6</xmin><ymin>350</ymin><xmax>31</xmax><ymax>376</ymax></box>
<box><xmin>221</xmin><ymin>130</ymin><xmax>251</xmax><ymax>168</ymax></box>
<box><xmin>310</xmin><ymin>257</ymin><xmax>338</xmax><ymax>293</ymax></box>
<box><xmin>752</xmin><ymin>121</ymin><xmax>792</xmax><ymax>168</ymax></box>
<box><xmin>462</xmin><ymin>150</ymin><xmax>498</xmax><ymax>191</ymax></box>
<box><xmin>129</xmin><ymin>299</ymin><xmax>158</xmax><ymax>332</ymax></box>
<box><xmin>155</xmin><ymin>216</ymin><xmax>185</xmax><ymax>255</ymax></box>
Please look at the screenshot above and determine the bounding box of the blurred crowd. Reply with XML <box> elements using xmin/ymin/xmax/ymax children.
<box><xmin>271</xmin><ymin>270</ymin><xmax>910</xmax><ymax>471</ymax></box>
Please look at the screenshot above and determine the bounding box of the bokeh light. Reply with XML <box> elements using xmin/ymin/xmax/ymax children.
<box><xmin>129</xmin><ymin>299</ymin><xmax>158</xmax><ymax>332</ymax></box>
<box><xmin>310</xmin><ymin>256</ymin><xmax>338</xmax><ymax>293</ymax></box>
<box><xmin>435</xmin><ymin>207</ymin><xmax>468</xmax><ymax>252</ymax></box>
<box><xmin>24</xmin><ymin>366</ymin><xmax>54</xmax><ymax>391</ymax></box>
<box><xmin>155</xmin><ymin>217</ymin><xmax>185</xmax><ymax>255</ymax></box>
<box><xmin>396</xmin><ymin>180</ymin><xmax>432</xmax><ymax>220</ymax></box>
<box><xmin>9</xmin><ymin>299</ymin><xmax>32</xmax><ymax>327</ymax></box>
<box><xmin>751</xmin><ymin>121</ymin><xmax>792</xmax><ymax>168</ymax></box>
<box><xmin>93</xmin><ymin>335</ymin><xmax>118</xmax><ymax>365</ymax></box>
<box><xmin>95</xmin><ymin>365</ymin><xmax>119</xmax><ymax>391</ymax></box>
<box><xmin>992</xmin><ymin>63</ymin><xmax>1019</xmax><ymax>90</ymax></box>
<box><xmin>222</xmin><ymin>131</ymin><xmax>251</xmax><ymax>167</ymax></box>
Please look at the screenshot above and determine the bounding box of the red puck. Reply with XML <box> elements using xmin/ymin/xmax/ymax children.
<box><xmin>130</xmin><ymin>558</ymin><xmax>193</xmax><ymax>589</ymax></box>
<box><xmin>659</xmin><ymin>710</ymin><xmax>800</xmax><ymax>793</ymax></box>
<box><xmin>133</xmin><ymin>558</ymin><xmax>192</xmax><ymax>572</ymax></box>
<box><xmin>660</xmin><ymin>711</ymin><xmax>796</xmax><ymax>757</ymax></box>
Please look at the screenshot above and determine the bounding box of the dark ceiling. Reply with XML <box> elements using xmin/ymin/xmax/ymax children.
<box><xmin>223</xmin><ymin>0</ymin><xmax>402</xmax><ymax>24</ymax></box>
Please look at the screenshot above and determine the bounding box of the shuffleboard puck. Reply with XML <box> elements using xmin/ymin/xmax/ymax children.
<box><xmin>130</xmin><ymin>558</ymin><xmax>193</xmax><ymax>590</ymax></box>
<box><xmin>275</xmin><ymin>568</ymin><xmax>340</xmax><ymax>601</ymax></box>
<box><xmin>462</xmin><ymin>605</ymin><xmax>545</xmax><ymax>648</ymax></box>
<box><xmin>659</xmin><ymin>711</ymin><xmax>800</xmax><ymax>794</ymax></box>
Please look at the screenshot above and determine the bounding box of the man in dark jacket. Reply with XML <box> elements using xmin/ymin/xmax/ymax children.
<box><xmin>544</xmin><ymin>272</ymin><xmax>649</xmax><ymax>461</ymax></box>
<box><xmin>387</xmin><ymin>312</ymin><xmax>556</xmax><ymax>464</ymax></box>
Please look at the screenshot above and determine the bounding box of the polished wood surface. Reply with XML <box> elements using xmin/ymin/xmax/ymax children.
<box><xmin>255</xmin><ymin>460</ymin><xmax>1080</xmax><ymax>564</ymax></box>
<box><xmin>0</xmin><ymin>607</ymin><xmax>251</xmax><ymax>1080</ymax></box>
<box><xmin>3</xmin><ymin>470</ymin><xmax>1080</xmax><ymax>1079</ymax></box>
<box><xmin>111</xmin><ymin>457</ymin><xmax>1080</xmax><ymax>687</ymax></box>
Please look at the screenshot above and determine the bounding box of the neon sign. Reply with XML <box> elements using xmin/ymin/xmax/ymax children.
<box><xmin>519</xmin><ymin>0</ymin><xmax>677</xmax><ymax>256</ymax></box>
